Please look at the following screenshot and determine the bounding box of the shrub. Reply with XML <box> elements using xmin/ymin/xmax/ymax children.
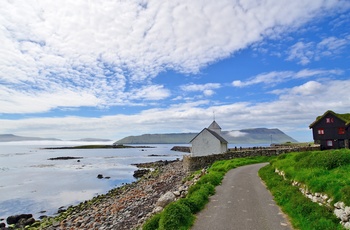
<box><xmin>196</xmin><ymin>171</ymin><xmax>224</xmax><ymax>186</ymax></box>
<box><xmin>158</xmin><ymin>202</ymin><xmax>194</xmax><ymax>230</ymax></box>
<box><xmin>182</xmin><ymin>183</ymin><xmax>215</xmax><ymax>213</ymax></box>
<box><xmin>143</xmin><ymin>213</ymin><xmax>161</xmax><ymax>230</ymax></box>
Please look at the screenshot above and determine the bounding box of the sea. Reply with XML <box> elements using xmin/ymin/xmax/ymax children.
<box><xmin>0</xmin><ymin>141</ymin><xmax>188</xmax><ymax>221</ymax></box>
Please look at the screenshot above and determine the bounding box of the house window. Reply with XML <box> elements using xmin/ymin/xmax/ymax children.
<box><xmin>318</xmin><ymin>128</ymin><xmax>324</xmax><ymax>135</ymax></box>
<box><xmin>326</xmin><ymin>118</ymin><xmax>334</xmax><ymax>123</ymax></box>
<box><xmin>339</xmin><ymin>127</ymin><xmax>345</xmax><ymax>135</ymax></box>
<box><xmin>327</xmin><ymin>140</ymin><xmax>333</xmax><ymax>147</ymax></box>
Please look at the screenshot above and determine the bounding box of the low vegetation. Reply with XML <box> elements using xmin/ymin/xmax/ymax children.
<box><xmin>142</xmin><ymin>156</ymin><xmax>271</xmax><ymax>230</ymax></box>
<box><xmin>144</xmin><ymin>149</ymin><xmax>350</xmax><ymax>230</ymax></box>
<box><xmin>269</xmin><ymin>149</ymin><xmax>350</xmax><ymax>206</ymax></box>
<box><xmin>259</xmin><ymin>148</ymin><xmax>350</xmax><ymax>230</ymax></box>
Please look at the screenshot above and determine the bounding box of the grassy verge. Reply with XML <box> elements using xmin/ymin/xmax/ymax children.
<box><xmin>270</xmin><ymin>149</ymin><xmax>350</xmax><ymax>206</ymax></box>
<box><xmin>259</xmin><ymin>164</ymin><xmax>342</xmax><ymax>230</ymax></box>
<box><xmin>259</xmin><ymin>148</ymin><xmax>350</xmax><ymax>230</ymax></box>
<box><xmin>142</xmin><ymin>156</ymin><xmax>272</xmax><ymax>230</ymax></box>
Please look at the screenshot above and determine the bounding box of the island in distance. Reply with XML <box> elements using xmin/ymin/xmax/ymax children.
<box><xmin>114</xmin><ymin>128</ymin><xmax>298</xmax><ymax>145</ymax></box>
<box><xmin>70</xmin><ymin>138</ymin><xmax>112</xmax><ymax>142</ymax></box>
<box><xmin>0</xmin><ymin>134</ymin><xmax>62</xmax><ymax>142</ymax></box>
<box><xmin>0</xmin><ymin>134</ymin><xmax>111</xmax><ymax>142</ymax></box>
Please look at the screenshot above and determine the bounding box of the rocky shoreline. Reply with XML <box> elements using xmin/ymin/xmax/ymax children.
<box><xmin>2</xmin><ymin>160</ymin><xmax>194</xmax><ymax>230</ymax></box>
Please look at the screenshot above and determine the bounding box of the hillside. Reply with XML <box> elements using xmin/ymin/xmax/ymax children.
<box><xmin>70</xmin><ymin>138</ymin><xmax>112</xmax><ymax>142</ymax></box>
<box><xmin>114</xmin><ymin>128</ymin><xmax>297</xmax><ymax>144</ymax></box>
<box><xmin>0</xmin><ymin>134</ymin><xmax>61</xmax><ymax>142</ymax></box>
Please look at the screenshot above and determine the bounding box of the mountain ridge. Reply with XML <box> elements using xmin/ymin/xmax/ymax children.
<box><xmin>114</xmin><ymin>128</ymin><xmax>297</xmax><ymax>144</ymax></box>
<box><xmin>0</xmin><ymin>134</ymin><xmax>111</xmax><ymax>142</ymax></box>
<box><xmin>0</xmin><ymin>134</ymin><xmax>62</xmax><ymax>142</ymax></box>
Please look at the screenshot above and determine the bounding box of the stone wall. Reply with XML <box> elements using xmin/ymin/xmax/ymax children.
<box><xmin>275</xmin><ymin>168</ymin><xmax>350</xmax><ymax>229</ymax></box>
<box><xmin>183</xmin><ymin>146</ymin><xmax>320</xmax><ymax>171</ymax></box>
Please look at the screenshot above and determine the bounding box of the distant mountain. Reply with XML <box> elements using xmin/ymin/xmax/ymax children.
<box><xmin>115</xmin><ymin>133</ymin><xmax>197</xmax><ymax>144</ymax></box>
<box><xmin>0</xmin><ymin>134</ymin><xmax>61</xmax><ymax>142</ymax></box>
<box><xmin>71</xmin><ymin>138</ymin><xmax>112</xmax><ymax>142</ymax></box>
<box><xmin>114</xmin><ymin>128</ymin><xmax>297</xmax><ymax>144</ymax></box>
<box><xmin>222</xmin><ymin>128</ymin><xmax>297</xmax><ymax>144</ymax></box>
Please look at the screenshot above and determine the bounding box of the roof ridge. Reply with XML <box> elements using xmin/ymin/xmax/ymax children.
<box><xmin>309</xmin><ymin>110</ymin><xmax>350</xmax><ymax>128</ymax></box>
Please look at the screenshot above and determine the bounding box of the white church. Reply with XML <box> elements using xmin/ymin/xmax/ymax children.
<box><xmin>190</xmin><ymin>121</ymin><xmax>228</xmax><ymax>157</ymax></box>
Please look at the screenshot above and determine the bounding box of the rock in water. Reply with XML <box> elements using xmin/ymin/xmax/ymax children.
<box><xmin>133</xmin><ymin>169</ymin><xmax>150</xmax><ymax>178</ymax></box>
<box><xmin>6</xmin><ymin>214</ymin><xmax>33</xmax><ymax>225</ymax></box>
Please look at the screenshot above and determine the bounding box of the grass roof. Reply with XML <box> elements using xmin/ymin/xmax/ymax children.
<box><xmin>311</xmin><ymin>110</ymin><xmax>350</xmax><ymax>127</ymax></box>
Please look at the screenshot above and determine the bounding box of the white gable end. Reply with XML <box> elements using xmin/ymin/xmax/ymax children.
<box><xmin>190</xmin><ymin>129</ymin><xmax>227</xmax><ymax>157</ymax></box>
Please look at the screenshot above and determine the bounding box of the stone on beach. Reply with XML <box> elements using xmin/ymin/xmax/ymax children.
<box><xmin>156</xmin><ymin>191</ymin><xmax>176</xmax><ymax>208</ymax></box>
<box><xmin>6</xmin><ymin>213</ymin><xmax>35</xmax><ymax>229</ymax></box>
<box><xmin>41</xmin><ymin>160</ymin><xmax>199</xmax><ymax>230</ymax></box>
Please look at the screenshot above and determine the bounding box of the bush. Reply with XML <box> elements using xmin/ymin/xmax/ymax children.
<box><xmin>143</xmin><ymin>213</ymin><xmax>161</xmax><ymax>230</ymax></box>
<box><xmin>196</xmin><ymin>171</ymin><xmax>224</xmax><ymax>186</ymax></box>
<box><xmin>181</xmin><ymin>183</ymin><xmax>215</xmax><ymax>213</ymax></box>
<box><xmin>158</xmin><ymin>202</ymin><xmax>194</xmax><ymax>230</ymax></box>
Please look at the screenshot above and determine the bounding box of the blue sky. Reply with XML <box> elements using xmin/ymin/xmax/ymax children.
<box><xmin>1</xmin><ymin>0</ymin><xmax>350</xmax><ymax>142</ymax></box>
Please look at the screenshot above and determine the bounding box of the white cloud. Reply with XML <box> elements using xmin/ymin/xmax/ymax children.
<box><xmin>180</xmin><ymin>83</ymin><xmax>221</xmax><ymax>97</ymax></box>
<box><xmin>0</xmin><ymin>0</ymin><xmax>347</xmax><ymax>113</ymax></box>
<box><xmin>0</xmin><ymin>85</ymin><xmax>102</xmax><ymax>113</ymax></box>
<box><xmin>232</xmin><ymin>69</ymin><xmax>342</xmax><ymax>88</ymax></box>
<box><xmin>287</xmin><ymin>36</ymin><xmax>350</xmax><ymax>65</ymax></box>
<box><xmin>127</xmin><ymin>85</ymin><xmax>170</xmax><ymax>101</ymax></box>
<box><xmin>1</xmin><ymin>79</ymin><xmax>350</xmax><ymax>141</ymax></box>
<box><xmin>286</xmin><ymin>41</ymin><xmax>314</xmax><ymax>65</ymax></box>
<box><xmin>227</xmin><ymin>131</ymin><xmax>247</xmax><ymax>138</ymax></box>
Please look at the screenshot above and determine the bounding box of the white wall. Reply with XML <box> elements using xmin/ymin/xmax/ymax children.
<box><xmin>191</xmin><ymin>129</ymin><xmax>227</xmax><ymax>156</ymax></box>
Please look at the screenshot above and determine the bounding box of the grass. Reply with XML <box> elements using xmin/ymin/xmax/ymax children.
<box><xmin>270</xmin><ymin>149</ymin><xmax>350</xmax><ymax>206</ymax></box>
<box><xmin>259</xmin><ymin>164</ymin><xmax>342</xmax><ymax>230</ymax></box>
<box><xmin>143</xmin><ymin>149</ymin><xmax>350</xmax><ymax>230</ymax></box>
<box><xmin>142</xmin><ymin>156</ymin><xmax>272</xmax><ymax>230</ymax></box>
<box><xmin>259</xmin><ymin>148</ymin><xmax>350</xmax><ymax>230</ymax></box>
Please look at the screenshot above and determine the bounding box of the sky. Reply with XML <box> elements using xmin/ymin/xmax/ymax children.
<box><xmin>1</xmin><ymin>0</ymin><xmax>350</xmax><ymax>142</ymax></box>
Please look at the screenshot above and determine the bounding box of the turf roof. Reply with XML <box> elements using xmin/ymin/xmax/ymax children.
<box><xmin>310</xmin><ymin>110</ymin><xmax>350</xmax><ymax>128</ymax></box>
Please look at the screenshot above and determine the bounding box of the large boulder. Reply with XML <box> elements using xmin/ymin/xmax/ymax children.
<box><xmin>156</xmin><ymin>191</ymin><xmax>176</xmax><ymax>208</ymax></box>
<box><xmin>7</xmin><ymin>214</ymin><xmax>32</xmax><ymax>225</ymax></box>
<box><xmin>133</xmin><ymin>169</ymin><xmax>150</xmax><ymax>178</ymax></box>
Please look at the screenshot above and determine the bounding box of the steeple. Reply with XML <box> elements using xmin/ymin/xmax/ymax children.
<box><xmin>208</xmin><ymin>120</ymin><xmax>221</xmax><ymax>134</ymax></box>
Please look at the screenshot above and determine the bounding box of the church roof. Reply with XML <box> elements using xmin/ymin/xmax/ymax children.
<box><xmin>208</xmin><ymin>120</ymin><xmax>221</xmax><ymax>130</ymax></box>
<box><xmin>189</xmin><ymin>128</ymin><xmax>228</xmax><ymax>144</ymax></box>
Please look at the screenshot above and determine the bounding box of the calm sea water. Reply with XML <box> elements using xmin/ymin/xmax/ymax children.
<box><xmin>0</xmin><ymin>141</ymin><xmax>187</xmax><ymax>220</ymax></box>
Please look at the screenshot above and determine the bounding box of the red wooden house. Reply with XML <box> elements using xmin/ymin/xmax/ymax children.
<box><xmin>309</xmin><ymin>110</ymin><xmax>350</xmax><ymax>149</ymax></box>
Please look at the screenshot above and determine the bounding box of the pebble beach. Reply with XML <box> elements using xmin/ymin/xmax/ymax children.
<box><xmin>39</xmin><ymin>160</ymin><xmax>190</xmax><ymax>230</ymax></box>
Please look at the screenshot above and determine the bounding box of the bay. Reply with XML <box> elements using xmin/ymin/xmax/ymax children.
<box><xmin>0</xmin><ymin>141</ymin><xmax>187</xmax><ymax>220</ymax></box>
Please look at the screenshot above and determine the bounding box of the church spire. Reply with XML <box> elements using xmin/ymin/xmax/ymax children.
<box><xmin>208</xmin><ymin>120</ymin><xmax>221</xmax><ymax>134</ymax></box>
